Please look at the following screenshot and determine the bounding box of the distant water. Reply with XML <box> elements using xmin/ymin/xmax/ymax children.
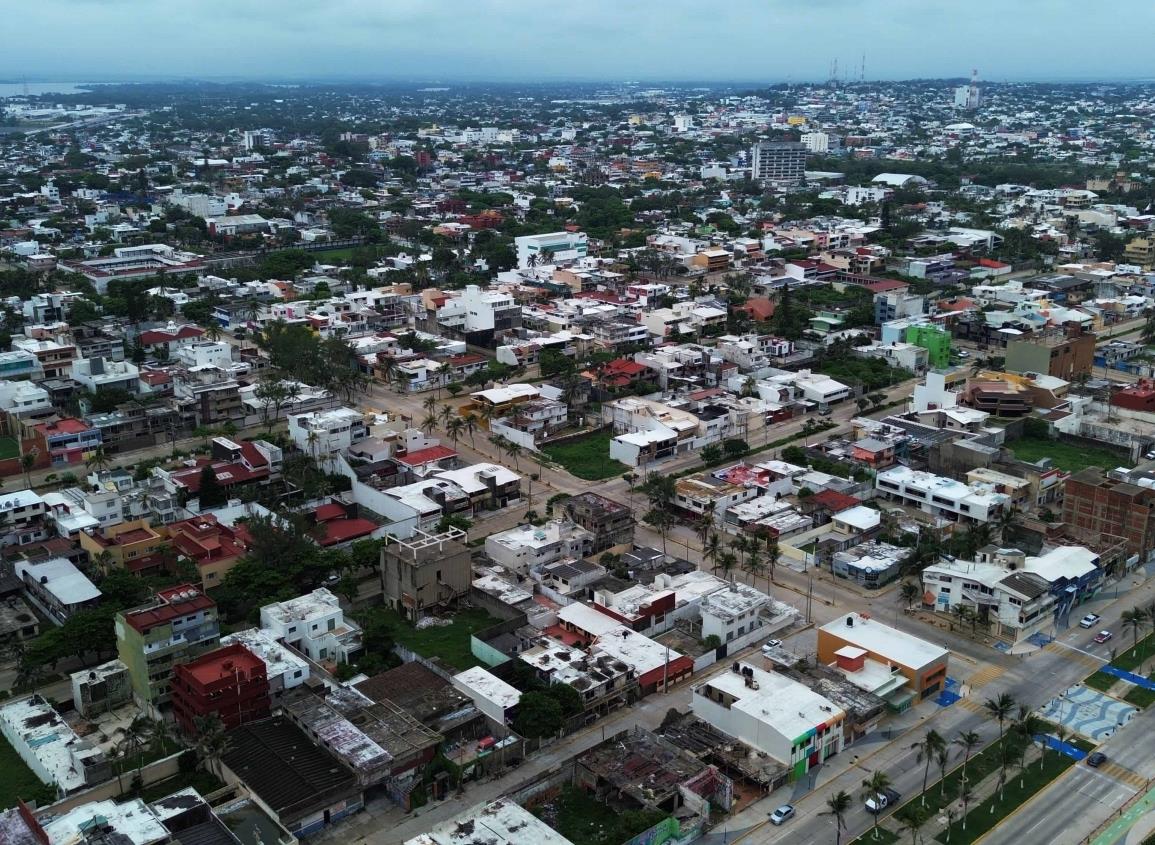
<box><xmin>0</xmin><ymin>82</ymin><xmax>100</xmax><ymax>97</ymax></box>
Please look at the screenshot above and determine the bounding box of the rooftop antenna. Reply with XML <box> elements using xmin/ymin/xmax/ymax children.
<box><xmin>861</xmin><ymin>53</ymin><xmax>866</xmax><ymax>83</ymax></box>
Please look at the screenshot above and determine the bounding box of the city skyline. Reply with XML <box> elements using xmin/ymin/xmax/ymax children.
<box><xmin>6</xmin><ymin>0</ymin><xmax>1155</xmax><ymax>84</ymax></box>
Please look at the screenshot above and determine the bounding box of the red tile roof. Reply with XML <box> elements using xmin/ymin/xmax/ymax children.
<box><xmin>34</xmin><ymin>417</ymin><xmax>90</xmax><ymax>435</ymax></box>
<box><xmin>138</xmin><ymin>325</ymin><xmax>204</xmax><ymax>345</ymax></box>
<box><xmin>809</xmin><ymin>489</ymin><xmax>862</xmax><ymax>513</ymax></box>
<box><xmin>862</xmin><ymin>279</ymin><xmax>909</xmax><ymax>293</ymax></box>
<box><xmin>123</xmin><ymin>585</ymin><xmax>214</xmax><ymax>632</ymax></box>
<box><xmin>396</xmin><ymin>445</ymin><xmax>457</xmax><ymax>467</ymax></box>
<box><xmin>318</xmin><ymin>518</ymin><xmax>378</xmax><ymax>546</ymax></box>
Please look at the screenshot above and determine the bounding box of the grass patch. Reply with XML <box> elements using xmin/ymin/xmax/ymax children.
<box><xmin>542</xmin><ymin>432</ymin><xmax>627</xmax><ymax>481</ymax></box>
<box><xmin>0</xmin><ymin>732</ymin><xmax>54</xmax><ymax>809</ymax></box>
<box><xmin>310</xmin><ymin>246</ymin><xmax>359</xmax><ymax>261</ymax></box>
<box><xmin>1008</xmin><ymin>436</ymin><xmax>1131</xmax><ymax>473</ymax></box>
<box><xmin>360</xmin><ymin>606</ymin><xmax>498</xmax><ymax>671</ymax></box>
<box><xmin>1084</xmin><ymin>671</ymin><xmax>1118</xmax><ymax>692</ymax></box>
<box><xmin>0</xmin><ymin>436</ymin><xmax>18</xmax><ymax>460</ymax></box>
<box><xmin>121</xmin><ymin>769</ymin><xmax>225</xmax><ymax>804</ymax></box>
<box><xmin>1124</xmin><ymin>676</ymin><xmax>1155</xmax><ymax>708</ymax></box>
<box><xmin>934</xmin><ymin>751</ymin><xmax>1073</xmax><ymax>844</ymax></box>
<box><xmin>851</xmin><ymin>826</ymin><xmax>901</xmax><ymax>845</ymax></box>
<box><xmin>532</xmin><ymin>785</ymin><xmax>667</xmax><ymax>845</ymax></box>
<box><xmin>1112</xmin><ymin>633</ymin><xmax>1155</xmax><ymax>673</ymax></box>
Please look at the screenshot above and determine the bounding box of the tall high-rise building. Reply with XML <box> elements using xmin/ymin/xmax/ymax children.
<box><xmin>953</xmin><ymin>69</ymin><xmax>981</xmax><ymax>110</ymax></box>
<box><xmin>750</xmin><ymin>141</ymin><xmax>807</xmax><ymax>185</ymax></box>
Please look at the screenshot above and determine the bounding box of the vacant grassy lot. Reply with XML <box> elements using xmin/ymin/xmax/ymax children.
<box><xmin>542</xmin><ymin>432</ymin><xmax>628</xmax><ymax>481</ymax></box>
<box><xmin>363</xmin><ymin>606</ymin><xmax>498</xmax><ymax>671</ymax></box>
<box><xmin>533</xmin><ymin>786</ymin><xmax>666</xmax><ymax>845</ymax></box>
<box><xmin>0</xmin><ymin>732</ymin><xmax>51</xmax><ymax>809</ymax></box>
<box><xmin>1008</xmin><ymin>436</ymin><xmax>1130</xmax><ymax>473</ymax></box>
<box><xmin>0</xmin><ymin>436</ymin><xmax>19</xmax><ymax>460</ymax></box>
<box><xmin>310</xmin><ymin>246</ymin><xmax>360</xmax><ymax>262</ymax></box>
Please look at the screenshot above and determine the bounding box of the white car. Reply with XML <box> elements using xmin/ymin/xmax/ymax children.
<box><xmin>1079</xmin><ymin>613</ymin><xmax>1100</xmax><ymax>629</ymax></box>
<box><xmin>769</xmin><ymin>805</ymin><xmax>795</xmax><ymax>825</ymax></box>
<box><xmin>761</xmin><ymin>639</ymin><xmax>783</xmax><ymax>654</ymax></box>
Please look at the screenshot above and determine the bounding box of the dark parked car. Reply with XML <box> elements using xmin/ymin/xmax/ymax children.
<box><xmin>1087</xmin><ymin>752</ymin><xmax>1107</xmax><ymax>768</ymax></box>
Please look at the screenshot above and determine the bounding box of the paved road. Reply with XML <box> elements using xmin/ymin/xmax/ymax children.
<box><xmin>740</xmin><ymin>568</ymin><xmax>1155</xmax><ymax>845</ymax></box>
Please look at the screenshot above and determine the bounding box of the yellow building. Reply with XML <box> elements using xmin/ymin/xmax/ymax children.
<box><xmin>80</xmin><ymin>519</ymin><xmax>167</xmax><ymax>574</ymax></box>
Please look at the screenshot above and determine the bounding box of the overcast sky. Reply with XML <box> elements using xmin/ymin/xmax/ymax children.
<box><xmin>6</xmin><ymin>0</ymin><xmax>1154</xmax><ymax>83</ymax></box>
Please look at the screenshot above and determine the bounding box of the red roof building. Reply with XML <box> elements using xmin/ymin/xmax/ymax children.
<box><xmin>137</xmin><ymin>323</ymin><xmax>205</xmax><ymax>352</ymax></box>
<box><xmin>311</xmin><ymin>501</ymin><xmax>378</xmax><ymax>547</ymax></box>
<box><xmin>165</xmin><ymin>514</ymin><xmax>252</xmax><ymax>588</ymax></box>
<box><xmin>396</xmin><ymin>444</ymin><xmax>458</xmax><ymax>469</ymax></box>
<box><xmin>171</xmin><ymin>642</ymin><xmax>271</xmax><ymax>736</ymax></box>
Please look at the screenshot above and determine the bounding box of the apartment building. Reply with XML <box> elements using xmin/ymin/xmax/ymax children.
<box><xmin>484</xmin><ymin>520</ymin><xmax>595</xmax><ymax>572</ymax></box>
<box><xmin>170</xmin><ymin>642</ymin><xmax>271</xmax><ymax>735</ymax></box>
<box><xmin>115</xmin><ymin>584</ymin><xmax>220</xmax><ymax>706</ymax></box>
<box><xmin>1005</xmin><ymin>327</ymin><xmax>1095</xmax><ymax>381</ymax></box>
<box><xmin>71</xmin><ymin>356</ymin><xmax>140</xmax><ymax>395</ymax></box>
<box><xmin>875</xmin><ymin>465</ymin><xmax>1009</xmax><ymax>524</ymax></box>
<box><xmin>289</xmin><ymin>406</ymin><xmax>367</xmax><ymax>457</ymax></box>
<box><xmin>515</xmin><ymin>231</ymin><xmax>589</xmax><ymax>269</ymax></box>
<box><xmin>922</xmin><ymin>557</ymin><xmax>1055</xmax><ymax>642</ymax></box>
<box><xmin>1063</xmin><ymin>467</ymin><xmax>1155</xmax><ymax>561</ymax></box>
<box><xmin>563</xmin><ymin>492</ymin><xmax>635</xmax><ymax>553</ymax></box>
<box><xmin>32</xmin><ymin>417</ymin><xmax>102</xmax><ymax>467</ymax></box>
<box><xmin>750</xmin><ymin>141</ymin><xmax>807</xmax><ymax>185</ymax></box>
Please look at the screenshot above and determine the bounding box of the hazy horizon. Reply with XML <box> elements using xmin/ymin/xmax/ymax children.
<box><xmin>6</xmin><ymin>0</ymin><xmax>1155</xmax><ymax>85</ymax></box>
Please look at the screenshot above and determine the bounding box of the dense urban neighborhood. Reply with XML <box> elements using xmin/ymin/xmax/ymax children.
<box><xmin>4</xmin><ymin>74</ymin><xmax>1155</xmax><ymax>845</ymax></box>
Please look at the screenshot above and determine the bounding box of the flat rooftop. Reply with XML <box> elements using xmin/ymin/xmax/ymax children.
<box><xmin>821</xmin><ymin>613</ymin><xmax>949</xmax><ymax>669</ymax></box>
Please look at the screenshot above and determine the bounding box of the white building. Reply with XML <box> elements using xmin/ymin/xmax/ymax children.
<box><xmin>72</xmin><ymin>357</ymin><xmax>140</xmax><ymax>395</ymax></box>
<box><xmin>288</xmin><ymin>407</ymin><xmax>367</xmax><ymax>457</ymax></box>
<box><xmin>0</xmin><ymin>380</ymin><xmax>52</xmax><ymax>417</ymax></box>
<box><xmin>484</xmin><ymin>520</ymin><xmax>595</xmax><ymax>573</ymax></box>
<box><xmin>922</xmin><ymin>556</ymin><xmax>1055</xmax><ymax>641</ymax></box>
<box><xmin>875</xmin><ymin>465</ymin><xmax>1009</xmax><ymax>524</ymax></box>
<box><xmin>436</xmin><ymin>285</ymin><xmax>521</xmax><ymax>335</ymax></box>
<box><xmin>692</xmin><ymin>662</ymin><xmax>844</xmax><ymax>773</ymax></box>
<box><xmin>259</xmin><ymin>588</ymin><xmax>363</xmax><ymax>664</ymax></box>
<box><xmin>406</xmin><ymin>799</ymin><xmax>575</xmax><ymax>845</ymax></box>
<box><xmin>451</xmin><ymin>666</ymin><xmax>522</xmax><ymax>725</ymax></box>
<box><xmin>175</xmin><ymin>340</ymin><xmax>233</xmax><ymax>370</ymax></box>
<box><xmin>0</xmin><ymin>694</ymin><xmax>108</xmax><ymax>796</ymax></box>
<box><xmin>800</xmin><ymin>132</ymin><xmax>830</xmax><ymax>153</ymax></box>
<box><xmin>515</xmin><ymin>231</ymin><xmax>589</xmax><ymax>269</ymax></box>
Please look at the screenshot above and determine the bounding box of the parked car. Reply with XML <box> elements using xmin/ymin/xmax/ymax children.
<box><xmin>865</xmin><ymin>788</ymin><xmax>901</xmax><ymax>814</ymax></box>
<box><xmin>761</xmin><ymin>639</ymin><xmax>783</xmax><ymax>654</ymax></box>
<box><xmin>1146</xmin><ymin>451</ymin><xmax>1155</xmax><ymax>461</ymax></box>
<box><xmin>1087</xmin><ymin>752</ymin><xmax>1107</xmax><ymax>768</ymax></box>
<box><xmin>769</xmin><ymin>805</ymin><xmax>795</xmax><ymax>825</ymax></box>
<box><xmin>1094</xmin><ymin>630</ymin><xmax>1114</xmax><ymax>644</ymax></box>
<box><xmin>1079</xmin><ymin>613</ymin><xmax>1101</xmax><ymax>629</ymax></box>
<box><xmin>818</xmin><ymin>408</ymin><xmax>833</xmax><ymax>417</ymax></box>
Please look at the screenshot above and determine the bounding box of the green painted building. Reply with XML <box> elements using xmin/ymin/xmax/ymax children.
<box><xmin>115</xmin><ymin>584</ymin><xmax>220</xmax><ymax>706</ymax></box>
<box><xmin>904</xmin><ymin>324</ymin><xmax>951</xmax><ymax>369</ymax></box>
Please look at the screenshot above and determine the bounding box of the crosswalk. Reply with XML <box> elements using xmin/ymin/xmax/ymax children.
<box><xmin>1096</xmin><ymin>761</ymin><xmax>1148</xmax><ymax>790</ymax></box>
<box><xmin>1042</xmin><ymin>641</ymin><xmax>1107</xmax><ymax>672</ymax></box>
<box><xmin>956</xmin><ymin>696</ymin><xmax>989</xmax><ymax>714</ymax></box>
<box><xmin>968</xmin><ymin>665</ymin><xmax>1006</xmax><ymax>689</ymax></box>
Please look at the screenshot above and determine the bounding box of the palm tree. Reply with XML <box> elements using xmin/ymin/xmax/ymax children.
<box><xmin>984</xmin><ymin>693</ymin><xmax>1017</xmax><ymax>798</ymax></box>
<box><xmin>149</xmin><ymin>717</ymin><xmax>176</xmax><ymax>761</ymax></box>
<box><xmin>1013</xmin><ymin>704</ymin><xmax>1046</xmax><ymax>774</ymax></box>
<box><xmin>463</xmin><ymin>413</ymin><xmax>478</xmax><ymax>446</ymax></box>
<box><xmin>717</xmin><ymin>550</ymin><xmax>737</xmax><ymax>578</ymax></box>
<box><xmin>901</xmin><ymin>581</ymin><xmax>921</xmax><ymax>611</ymax></box>
<box><xmin>901</xmin><ymin>806</ymin><xmax>927</xmax><ymax>845</ymax></box>
<box><xmin>422</xmin><ymin>394</ymin><xmax>438</xmax><ymax>415</ymax></box>
<box><xmin>193</xmin><ymin>714</ymin><xmax>231</xmax><ymax>779</ymax></box>
<box><xmin>912</xmin><ymin>729</ymin><xmax>946</xmax><ymax>805</ymax></box>
<box><xmin>765</xmin><ymin>537</ymin><xmax>781</xmax><ymax>584</ymax></box>
<box><xmin>85</xmin><ymin>446</ymin><xmax>113</xmax><ymax>475</ymax></box>
<box><xmin>1122</xmin><ymin>607</ymin><xmax>1148</xmax><ymax>657</ymax></box>
<box><xmin>19</xmin><ymin>448</ymin><xmax>38</xmax><ymax>489</ymax></box>
<box><xmin>862</xmin><ymin>771</ymin><xmax>892</xmax><ymax>841</ymax></box>
<box><xmin>118</xmin><ymin>715</ymin><xmax>154</xmax><ymax>776</ymax></box>
<box><xmin>936</xmin><ymin>745</ymin><xmax>950</xmax><ymax>797</ymax></box>
<box><xmin>704</xmin><ymin>531</ymin><xmax>722</xmax><ymax>572</ymax></box>
<box><xmin>439</xmin><ymin>403</ymin><xmax>454</xmax><ymax>430</ymax></box>
<box><xmin>954</xmin><ymin>730</ymin><xmax>981</xmax><ymax>786</ymax></box>
<box><xmin>422</xmin><ymin>411</ymin><xmax>438</xmax><ymax>435</ymax></box>
<box><xmin>446</xmin><ymin>417</ymin><xmax>464</xmax><ymax>447</ymax></box>
<box><xmin>823</xmin><ymin>790</ymin><xmax>853</xmax><ymax>845</ymax></box>
<box><xmin>959</xmin><ymin>784</ymin><xmax>974</xmax><ymax>831</ymax></box>
<box><xmin>201</xmin><ymin>321</ymin><xmax>223</xmax><ymax>342</ymax></box>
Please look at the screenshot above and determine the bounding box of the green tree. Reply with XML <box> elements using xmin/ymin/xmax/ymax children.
<box><xmin>512</xmin><ymin>691</ymin><xmax>564</xmax><ymax>739</ymax></box>
<box><xmin>911</xmin><ymin>729</ymin><xmax>946</xmax><ymax>805</ymax></box>
<box><xmin>197</xmin><ymin>466</ymin><xmax>227</xmax><ymax>509</ymax></box>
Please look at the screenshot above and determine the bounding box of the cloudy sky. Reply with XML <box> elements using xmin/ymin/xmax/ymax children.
<box><xmin>6</xmin><ymin>0</ymin><xmax>1154</xmax><ymax>83</ymax></box>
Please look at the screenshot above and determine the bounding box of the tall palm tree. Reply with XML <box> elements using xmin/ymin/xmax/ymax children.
<box><xmin>201</xmin><ymin>321</ymin><xmax>223</xmax><ymax>342</ymax></box>
<box><xmin>954</xmin><ymin>730</ymin><xmax>981</xmax><ymax>786</ymax></box>
<box><xmin>704</xmin><ymin>531</ymin><xmax>722</xmax><ymax>572</ymax></box>
<box><xmin>936</xmin><ymin>744</ymin><xmax>951</xmax><ymax>796</ymax></box>
<box><xmin>823</xmin><ymin>790</ymin><xmax>853</xmax><ymax>845</ymax></box>
<box><xmin>118</xmin><ymin>715</ymin><xmax>154</xmax><ymax>775</ymax></box>
<box><xmin>1122</xmin><ymin>607</ymin><xmax>1148</xmax><ymax>657</ymax></box>
<box><xmin>422</xmin><ymin>411</ymin><xmax>438</xmax><ymax>435</ymax></box>
<box><xmin>1013</xmin><ymin>704</ymin><xmax>1046</xmax><ymax>774</ymax></box>
<box><xmin>912</xmin><ymin>729</ymin><xmax>946</xmax><ymax>805</ymax></box>
<box><xmin>446</xmin><ymin>417</ymin><xmax>464</xmax><ymax>447</ymax></box>
<box><xmin>984</xmin><ymin>693</ymin><xmax>1017</xmax><ymax>799</ymax></box>
<box><xmin>504</xmin><ymin>440</ymin><xmax>522</xmax><ymax>471</ymax></box>
<box><xmin>862</xmin><ymin>771</ymin><xmax>892</xmax><ymax>841</ymax></box>
<box><xmin>463</xmin><ymin>413</ymin><xmax>478</xmax><ymax>446</ymax></box>
<box><xmin>439</xmin><ymin>403</ymin><xmax>454</xmax><ymax>430</ymax></box>
<box><xmin>422</xmin><ymin>394</ymin><xmax>438</xmax><ymax>415</ymax></box>
<box><xmin>765</xmin><ymin>537</ymin><xmax>781</xmax><ymax>584</ymax></box>
<box><xmin>193</xmin><ymin>714</ymin><xmax>231</xmax><ymax>779</ymax></box>
<box><xmin>717</xmin><ymin>550</ymin><xmax>737</xmax><ymax>578</ymax></box>
<box><xmin>19</xmin><ymin>448</ymin><xmax>38</xmax><ymax>489</ymax></box>
<box><xmin>85</xmin><ymin>446</ymin><xmax>113</xmax><ymax>475</ymax></box>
